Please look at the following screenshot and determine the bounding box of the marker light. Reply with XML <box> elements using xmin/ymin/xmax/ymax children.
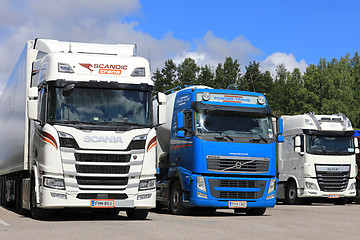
<box><xmin>257</xmin><ymin>96</ymin><xmax>266</xmax><ymax>105</ymax></box>
<box><xmin>305</xmin><ymin>119</ymin><xmax>314</xmax><ymax>126</ymax></box>
<box><xmin>202</xmin><ymin>92</ymin><xmax>210</xmax><ymax>101</ymax></box>
<box><xmin>131</xmin><ymin>67</ymin><xmax>145</xmax><ymax>77</ymax></box>
<box><xmin>58</xmin><ymin>63</ymin><xmax>74</xmax><ymax>73</ymax></box>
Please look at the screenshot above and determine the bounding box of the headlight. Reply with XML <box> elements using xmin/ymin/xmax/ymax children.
<box><xmin>305</xmin><ymin>182</ymin><xmax>318</xmax><ymax>190</ymax></box>
<box><xmin>196</xmin><ymin>176</ymin><xmax>207</xmax><ymax>192</ymax></box>
<box><xmin>202</xmin><ymin>92</ymin><xmax>210</xmax><ymax>101</ymax></box>
<box><xmin>43</xmin><ymin>177</ymin><xmax>65</xmax><ymax>190</ymax></box>
<box><xmin>267</xmin><ymin>179</ymin><xmax>276</xmax><ymax>194</ymax></box>
<box><xmin>349</xmin><ymin>182</ymin><xmax>356</xmax><ymax>190</ymax></box>
<box><xmin>139</xmin><ymin>179</ymin><xmax>156</xmax><ymax>191</ymax></box>
<box><xmin>257</xmin><ymin>95</ymin><xmax>266</xmax><ymax>105</ymax></box>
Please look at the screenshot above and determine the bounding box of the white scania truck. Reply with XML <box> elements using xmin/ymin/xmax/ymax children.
<box><xmin>277</xmin><ymin>113</ymin><xmax>358</xmax><ymax>204</ymax></box>
<box><xmin>0</xmin><ymin>39</ymin><xmax>166</xmax><ymax>219</ymax></box>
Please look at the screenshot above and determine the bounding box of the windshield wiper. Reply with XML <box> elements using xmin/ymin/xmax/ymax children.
<box><xmin>251</xmin><ymin>133</ymin><xmax>268</xmax><ymax>143</ymax></box>
<box><xmin>206</xmin><ymin>131</ymin><xmax>233</xmax><ymax>142</ymax></box>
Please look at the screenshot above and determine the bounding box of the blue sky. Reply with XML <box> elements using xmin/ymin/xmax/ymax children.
<box><xmin>0</xmin><ymin>0</ymin><xmax>359</xmax><ymax>88</ymax></box>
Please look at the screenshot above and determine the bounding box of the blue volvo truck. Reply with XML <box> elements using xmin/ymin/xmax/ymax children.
<box><xmin>153</xmin><ymin>86</ymin><xmax>283</xmax><ymax>215</ymax></box>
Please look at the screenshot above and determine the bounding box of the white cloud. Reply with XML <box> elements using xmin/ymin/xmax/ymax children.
<box><xmin>260</xmin><ymin>52</ymin><xmax>308</xmax><ymax>76</ymax></box>
<box><xmin>172</xmin><ymin>31</ymin><xmax>262</xmax><ymax>68</ymax></box>
<box><xmin>0</xmin><ymin>0</ymin><xmax>307</xmax><ymax>96</ymax></box>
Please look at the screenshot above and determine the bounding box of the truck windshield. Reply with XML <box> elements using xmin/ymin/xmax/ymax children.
<box><xmin>47</xmin><ymin>87</ymin><xmax>152</xmax><ymax>127</ymax></box>
<box><xmin>306</xmin><ymin>135</ymin><xmax>354</xmax><ymax>155</ymax></box>
<box><xmin>194</xmin><ymin>111</ymin><xmax>274</xmax><ymax>140</ymax></box>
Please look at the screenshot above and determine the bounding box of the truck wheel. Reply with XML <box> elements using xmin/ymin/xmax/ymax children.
<box><xmin>286</xmin><ymin>181</ymin><xmax>303</xmax><ymax>205</ymax></box>
<box><xmin>126</xmin><ymin>209</ymin><xmax>149</xmax><ymax>220</ymax></box>
<box><xmin>30</xmin><ymin>178</ymin><xmax>52</xmax><ymax>220</ymax></box>
<box><xmin>169</xmin><ymin>180</ymin><xmax>187</xmax><ymax>215</ymax></box>
<box><xmin>245</xmin><ymin>207</ymin><xmax>266</xmax><ymax>216</ymax></box>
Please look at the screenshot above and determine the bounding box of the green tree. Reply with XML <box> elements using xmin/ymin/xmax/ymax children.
<box><xmin>215</xmin><ymin>57</ymin><xmax>241</xmax><ymax>89</ymax></box>
<box><xmin>177</xmin><ymin>58</ymin><xmax>200</xmax><ymax>88</ymax></box>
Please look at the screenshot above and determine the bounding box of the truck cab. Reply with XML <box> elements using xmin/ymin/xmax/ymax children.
<box><xmin>277</xmin><ymin>113</ymin><xmax>358</xmax><ymax>204</ymax></box>
<box><xmin>155</xmin><ymin>86</ymin><xmax>283</xmax><ymax>215</ymax></box>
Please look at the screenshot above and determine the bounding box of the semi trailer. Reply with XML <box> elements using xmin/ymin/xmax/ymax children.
<box><xmin>154</xmin><ymin>86</ymin><xmax>284</xmax><ymax>215</ymax></box>
<box><xmin>0</xmin><ymin>39</ymin><xmax>166</xmax><ymax>220</ymax></box>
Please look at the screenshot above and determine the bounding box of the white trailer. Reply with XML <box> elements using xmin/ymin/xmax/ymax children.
<box><xmin>277</xmin><ymin>113</ymin><xmax>358</xmax><ymax>204</ymax></box>
<box><xmin>0</xmin><ymin>39</ymin><xmax>165</xmax><ymax>219</ymax></box>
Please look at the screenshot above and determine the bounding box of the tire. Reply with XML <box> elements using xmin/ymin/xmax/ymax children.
<box><xmin>126</xmin><ymin>209</ymin><xmax>149</xmax><ymax>220</ymax></box>
<box><xmin>355</xmin><ymin>189</ymin><xmax>360</xmax><ymax>204</ymax></box>
<box><xmin>30</xmin><ymin>178</ymin><xmax>52</xmax><ymax>220</ymax></box>
<box><xmin>169</xmin><ymin>180</ymin><xmax>187</xmax><ymax>215</ymax></box>
<box><xmin>334</xmin><ymin>198</ymin><xmax>349</xmax><ymax>205</ymax></box>
<box><xmin>245</xmin><ymin>207</ymin><xmax>266</xmax><ymax>216</ymax></box>
<box><xmin>286</xmin><ymin>181</ymin><xmax>303</xmax><ymax>205</ymax></box>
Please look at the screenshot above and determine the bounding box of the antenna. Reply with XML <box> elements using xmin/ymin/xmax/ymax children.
<box><xmin>69</xmin><ymin>41</ymin><xmax>72</xmax><ymax>53</ymax></box>
<box><xmin>148</xmin><ymin>49</ymin><xmax>151</xmax><ymax>72</ymax></box>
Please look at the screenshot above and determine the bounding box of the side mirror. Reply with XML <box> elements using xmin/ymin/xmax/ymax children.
<box><xmin>28</xmin><ymin>99</ymin><xmax>38</xmax><ymax>120</ymax></box>
<box><xmin>157</xmin><ymin>92</ymin><xmax>166</xmax><ymax>104</ymax></box>
<box><xmin>177</xmin><ymin>112</ymin><xmax>184</xmax><ymax>129</ymax></box>
<box><xmin>354</xmin><ymin>137</ymin><xmax>359</xmax><ymax>148</ymax></box>
<box><xmin>294</xmin><ymin>135</ymin><xmax>304</xmax><ymax>155</ymax></box>
<box><xmin>277</xmin><ymin>135</ymin><xmax>284</xmax><ymax>142</ymax></box>
<box><xmin>156</xmin><ymin>92</ymin><xmax>166</xmax><ymax>125</ymax></box>
<box><xmin>354</xmin><ymin>138</ymin><xmax>359</xmax><ymax>154</ymax></box>
<box><xmin>278</xmin><ymin>118</ymin><xmax>283</xmax><ymax>135</ymax></box>
<box><xmin>294</xmin><ymin>135</ymin><xmax>301</xmax><ymax>147</ymax></box>
<box><xmin>176</xmin><ymin>130</ymin><xmax>185</xmax><ymax>138</ymax></box>
<box><xmin>28</xmin><ymin>87</ymin><xmax>38</xmax><ymax>99</ymax></box>
<box><xmin>157</xmin><ymin>105</ymin><xmax>166</xmax><ymax>125</ymax></box>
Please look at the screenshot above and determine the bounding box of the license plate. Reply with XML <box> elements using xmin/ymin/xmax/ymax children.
<box><xmin>91</xmin><ymin>199</ymin><xmax>115</xmax><ymax>208</ymax></box>
<box><xmin>328</xmin><ymin>194</ymin><xmax>339</xmax><ymax>199</ymax></box>
<box><xmin>228</xmin><ymin>201</ymin><xmax>247</xmax><ymax>208</ymax></box>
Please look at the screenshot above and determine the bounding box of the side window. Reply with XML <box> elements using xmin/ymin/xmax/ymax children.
<box><xmin>183</xmin><ymin>110</ymin><xmax>193</xmax><ymax>137</ymax></box>
<box><xmin>38</xmin><ymin>87</ymin><xmax>47</xmax><ymax>123</ymax></box>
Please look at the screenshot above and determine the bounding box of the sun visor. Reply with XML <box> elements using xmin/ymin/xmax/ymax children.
<box><xmin>191</xmin><ymin>102</ymin><xmax>272</xmax><ymax>117</ymax></box>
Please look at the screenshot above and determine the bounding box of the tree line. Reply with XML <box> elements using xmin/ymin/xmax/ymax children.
<box><xmin>152</xmin><ymin>53</ymin><xmax>360</xmax><ymax>128</ymax></box>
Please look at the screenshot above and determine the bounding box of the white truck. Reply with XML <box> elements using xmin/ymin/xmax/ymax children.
<box><xmin>277</xmin><ymin>113</ymin><xmax>358</xmax><ymax>204</ymax></box>
<box><xmin>0</xmin><ymin>39</ymin><xmax>166</xmax><ymax>220</ymax></box>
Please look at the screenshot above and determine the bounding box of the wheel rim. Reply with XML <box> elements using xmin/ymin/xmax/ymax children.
<box><xmin>288</xmin><ymin>186</ymin><xmax>296</xmax><ymax>201</ymax></box>
<box><xmin>172</xmin><ymin>187</ymin><xmax>180</xmax><ymax>211</ymax></box>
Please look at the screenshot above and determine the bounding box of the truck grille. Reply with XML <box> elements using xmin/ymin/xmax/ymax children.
<box><xmin>75</xmin><ymin>153</ymin><xmax>130</xmax><ymax>163</ymax></box>
<box><xmin>76</xmin><ymin>177</ymin><xmax>128</xmax><ymax>186</ymax></box>
<box><xmin>76</xmin><ymin>193</ymin><xmax>128</xmax><ymax>199</ymax></box>
<box><xmin>315</xmin><ymin>165</ymin><xmax>350</xmax><ymax>192</ymax></box>
<box><xmin>75</xmin><ymin>165</ymin><xmax>130</xmax><ymax>174</ymax></box>
<box><xmin>209</xmin><ymin>179</ymin><xmax>266</xmax><ymax>199</ymax></box>
<box><xmin>207</xmin><ymin>155</ymin><xmax>269</xmax><ymax>173</ymax></box>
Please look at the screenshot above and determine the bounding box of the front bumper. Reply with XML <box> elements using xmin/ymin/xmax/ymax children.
<box><xmin>184</xmin><ymin>175</ymin><xmax>277</xmax><ymax>208</ymax></box>
<box><xmin>38</xmin><ymin>187</ymin><xmax>156</xmax><ymax>209</ymax></box>
<box><xmin>299</xmin><ymin>178</ymin><xmax>356</xmax><ymax>198</ymax></box>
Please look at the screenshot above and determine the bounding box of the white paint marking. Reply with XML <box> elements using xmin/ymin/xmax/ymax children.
<box><xmin>0</xmin><ymin>219</ymin><xmax>10</xmax><ymax>226</ymax></box>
